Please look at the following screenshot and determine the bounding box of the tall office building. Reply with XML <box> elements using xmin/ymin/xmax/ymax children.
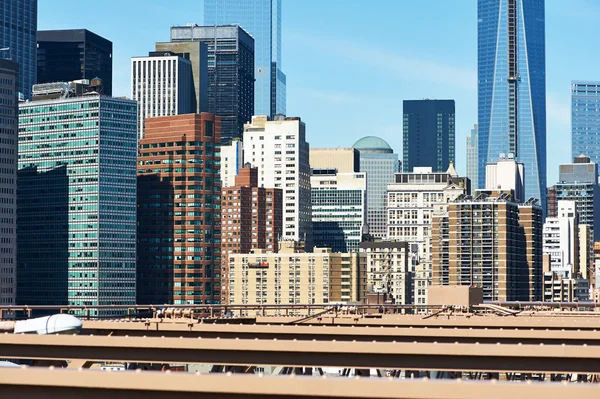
<box><xmin>477</xmin><ymin>0</ymin><xmax>546</xmax><ymax>210</ymax></box>
<box><xmin>243</xmin><ymin>115</ymin><xmax>312</xmax><ymax>248</ymax></box>
<box><xmin>543</xmin><ymin>201</ymin><xmax>579</xmax><ymax>278</ymax></box>
<box><xmin>203</xmin><ymin>0</ymin><xmax>286</xmax><ymax>117</ymax></box>
<box><xmin>131</xmin><ymin>51</ymin><xmax>195</xmax><ymax>139</ymax></box>
<box><xmin>485</xmin><ymin>154</ymin><xmax>525</xmax><ymax>203</ymax></box>
<box><xmin>0</xmin><ymin>0</ymin><xmax>37</xmax><ymax>98</ymax></box>
<box><xmin>311</xmin><ymin>169</ymin><xmax>366</xmax><ymax>253</ymax></box>
<box><xmin>0</xmin><ymin>60</ymin><xmax>18</xmax><ymax>305</ymax></box>
<box><xmin>220</xmin><ymin>139</ymin><xmax>243</xmax><ymax>187</ymax></box>
<box><xmin>403</xmin><ymin>99</ymin><xmax>455</xmax><ymax>173</ymax></box>
<box><xmin>37</xmin><ymin>29</ymin><xmax>113</xmax><ymax>96</ymax></box>
<box><xmin>168</xmin><ymin>25</ymin><xmax>254</xmax><ymax>143</ymax></box>
<box><xmin>309</xmin><ymin>148</ymin><xmax>359</xmax><ymax>173</ymax></box>
<box><xmin>137</xmin><ymin>114</ymin><xmax>222</xmax><ymax>305</ymax></box>
<box><xmin>352</xmin><ymin>136</ymin><xmax>399</xmax><ymax>239</ymax></box>
<box><xmin>18</xmin><ymin>82</ymin><xmax>137</xmax><ymax>313</ymax></box>
<box><xmin>572</xmin><ymin>81</ymin><xmax>600</xmax><ymax>165</ymax></box>
<box><xmin>466</xmin><ymin>124</ymin><xmax>478</xmax><ymax>190</ymax></box>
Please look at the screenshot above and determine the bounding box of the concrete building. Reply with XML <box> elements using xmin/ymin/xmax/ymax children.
<box><xmin>311</xmin><ymin>169</ymin><xmax>366</xmax><ymax>253</ymax></box>
<box><xmin>131</xmin><ymin>51</ymin><xmax>195</xmax><ymax>139</ymax></box>
<box><xmin>18</xmin><ymin>82</ymin><xmax>138</xmax><ymax>314</ymax></box>
<box><xmin>352</xmin><ymin>136</ymin><xmax>399</xmax><ymax>239</ymax></box>
<box><xmin>137</xmin><ymin>114</ymin><xmax>222</xmax><ymax>305</ymax></box>
<box><xmin>543</xmin><ymin>201</ymin><xmax>578</xmax><ymax>278</ymax></box>
<box><xmin>0</xmin><ymin>60</ymin><xmax>17</xmax><ymax>305</ymax></box>
<box><xmin>359</xmin><ymin>241</ymin><xmax>411</xmax><ymax>305</ymax></box>
<box><xmin>485</xmin><ymin>154</ymin><xmax>525</xmax><ymax>203</ymax></box>
<box><xmin>309</xmin><ymin>148</ymin><xmax>359</xmax><ymax>173</ymax></box>
<box><xmin>403</xmin><ymin>99</ymin><xmax>455</xmax><ymax>173</ymax></box>
<box><xmin>227</xmin><ymin>241</ymin><xmax>366</xmax><ymax>310</ymax></box>
<box><xmin>221</xmin><ymin>166</ymin><xmax>282</xmax><ymax>302</ymax></box>
<box><xmin>542</xmin><ymin>270</ymin><xmax>589</xmax><ymax>302</ymax></box>
<box><xmin>220</xmin><ymin>139</ymin><xmax>244</xmax><ymax>188</ymax></box>
<box><xmin>466</xmin><ymin>124</ymin><xmax>478</xmax><ymax>190</ymax></box>
<box><xmin>37</xmin><ymin>29</ymin><xmax>113</xmax><ymax>96</ymax></box>
<box><xmin>431</xmin><ymin>190</ymin><xmax>543</xmax><ymax>301</ymax></box>
<box><xmin>579</xmin><ymin>224</ymin><xmax>594</xmax><ymax>280</ymax></box>
<box><xmin>243</xmin><ymin>115</ymin><xmax>312</xmax><ymax>248</ymax></box>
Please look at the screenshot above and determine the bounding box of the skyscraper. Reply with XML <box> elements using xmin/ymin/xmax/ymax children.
<box><xmin>402</xmin><ymin>99</ymin><xmax>455</xmax><ymax>173</ymax></box>
<box><xmin>0</xmin><ymin>0</ymin><xmax>37</xmax><ymax>98</ymax></box>
<box><xmin>168</xmin><ymin>25</ymin><xmax>254</xmax><ymax>143</ymax></box>
<box><xmin>572</xmin><ymin>81</ymin><xmax>600</xmax><ymax>165</ymax></box>
<box><xmin>466</xmin><ymin>124</ymin><xmax>478</xmax><ymax>190</ymax></box>
<box><xmin>203</xmin><ymin>0</ymin><xmax>286</xmax><ymax>117</ymax></box>
<box><xmin>477</xmin><ymin>0</ymin><xmax>546</xmax><ymax>210</ymax></box>
<box><xmin>37</xmin><ymin>29</ymin><xmax>113</xmax><ymax>96</ymax></box>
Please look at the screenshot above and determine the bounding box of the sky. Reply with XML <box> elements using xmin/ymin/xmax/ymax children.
<box><xmin>38</xmin><ymin>0</ymin><xmax>600</xmax><ymax>185</ymax></box>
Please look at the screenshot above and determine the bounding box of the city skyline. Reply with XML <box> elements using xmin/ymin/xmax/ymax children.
<box><xmin>36</xmin><ymin>0</ymin><xmax>599</xmax><ymax>187</ymax></box>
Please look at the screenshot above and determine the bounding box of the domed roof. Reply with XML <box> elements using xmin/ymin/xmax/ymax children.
<box><xmin>352</xmin><ymin>136</ymin><xmax>393</xmax><ymax>153</ymax></box>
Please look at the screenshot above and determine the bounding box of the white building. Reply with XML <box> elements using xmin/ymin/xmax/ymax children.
<box><xmin>221</xmin><ymin>140</ymin><xmax>244</xmax><ymax>188</ymax></box>
<box><xmin>131</xmin><ymin>52</ymin><xmax>195</xmax><ymax>139</ymax></box>
<box><xmin>485</xmin><ymin>153</ymin><xmax>525</xmax><ymax>203</ymax></box>
<box><xmin>465</xmin><ymin>124</ymin><xmax>478</xmax><ymax>190</ymax></box>
<box><xmin>543</xmin><ymin>201</ymin><xmax>579</xmax><ymax>278</ymax></box>
<box><xmin>243</xmin><ymin>115</ymin><xmax>312</xmax><ymax>247</ymax></box>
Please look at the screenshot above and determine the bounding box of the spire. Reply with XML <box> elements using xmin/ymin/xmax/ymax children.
<box><xmin>446</xmin><ymin>161</ymin><xmax>458</xmax><ymax>177</ymax></box>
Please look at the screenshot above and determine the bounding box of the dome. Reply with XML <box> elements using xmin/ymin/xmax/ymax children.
<box><xmin>352</xmin><ymin>136</ymin><xmax>393</xmax><ymax>153</ymax></box>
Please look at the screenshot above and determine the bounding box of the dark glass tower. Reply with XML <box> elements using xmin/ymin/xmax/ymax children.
<box><xmin>478</xmin><ymin>0</ymin><xmax>546</xmax><ymax>209</ymax></box>
<box><xmin>0</xmin><ymin>0</ymin><xmax>37</xmax><ymax>99</ymax></box>
<box><xmin>37</xmin><ymin>29</ymin><xmax>113</xmax><ymax>96</ymax></box>
<box><xmin>403</xmin><ymin>99</ymin><xmax>455</xmax><ymax>172</ymax></box>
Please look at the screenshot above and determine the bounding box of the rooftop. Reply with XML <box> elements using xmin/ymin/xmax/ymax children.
<box><xmin>352</xmin><ymin>136</ymin><xmax>393</xmax><ymax>153</ymax></box>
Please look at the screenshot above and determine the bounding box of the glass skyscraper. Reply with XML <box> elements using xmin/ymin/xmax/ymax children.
<box><xmin>477</xmin><ymin>0</ymin><xmax>546</xmax><ymax>209</ymax></box>
<box><xmin>18</xmin><ymin>86</ymin><xmax>138</xmax><ymax>315</ymax></box>
<box><xmin>203</xmin><ymin>0</ymin><xmax>286</xmax><ymax>118</ymax></box>
<box><xmin>572</xmin><ymin>81</ymin><xmax>600</xmax><ymax>165</ymax></box>
<box><xmin>0</xmin><ymin>0</ymin><xmax>37</xmax><ymax>99</ymax></box>
<box><xmin>466</xmin><ymin>124</ymin><xmax>479</xmax><ymax>190</ymax></box>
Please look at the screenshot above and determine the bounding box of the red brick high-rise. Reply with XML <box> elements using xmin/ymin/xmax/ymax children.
<box><xmin>137</xmin><ymin>114</ymin><xmax>221</xmax><ymax>305</ymax></box>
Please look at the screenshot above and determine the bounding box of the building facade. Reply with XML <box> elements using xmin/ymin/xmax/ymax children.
<box><xmin>0</xmin><ymin>0</ymin><xmax>36</xmax><ymax>98</ymax></box>
<box><xmin>203</xmin><ymin>0</ymin><xmax>286</xmax><ymax>118</ymax></box>
<box><xmin>311</xmin><ymin>169</ymin><xmax>366</xmax><ymax>253</ymax></box>
<box><xmin>477</xmin><ymin>0</ymin><xmax>546</xmax><ymax>210</ymax></box>
<box><xmin>485</xmin><ymin>154</ymin><xmax>525</xmax><ymax>203</ymax></box>
<box><xmin>220</xmin><ymin>139</ymin><xmax>244</xmax><ymax>188</ymax></box>
<box><xmin>227</xmin><ymin>241</ymin><xmax>366</xmax><ymax>309</ymax></box>
<box><xmin>243</xmin><ymin>115</ymin><xmax>312</xmax><ymax>248</ymax></box>
<box><xmin>352</xmin><ymin>136</ymin><xmax>399</xmax><ymax>239</ymax></box>
<box><xmin>169</xmin><ymin>25</ymin><xmax>254</xmax><ymax>143</ymax></box>
<box><xmin>0</xmin><ymin>60</ymin><xmax>17</xmax><ymax>305</ymax></box>
<box><xmin>137</xmin><ymin>114</ymin><xmax>221</xmax><ymax>305</ymax></box>
<box><xmin>543</xmin><ymin>201</ymin><xmax>579</xmax><ymax>278</ymax></box>
<box><xmin>18</xmin><ymin>84</ymin><xmax>137</xmax><ymax>313</ymax></box>
<box><xmin>466</xmin><ymin>124</ymin><xmax>478</xmax><ymax>190</ymax></box>
<box><xmin>309</xmin><ymin>148</ymin><xmax>359</xmax><ymax>173</ymax></box>
<box><xmin>572</xmin><ymin>81</ymin><xmax>600</xmax><ymax>165</ymax></box>
<box><xmin>403</xmin><ymin>99</ymin><xmax>455</xmax><ymax>173</ymax></box>
<box><xmin>37</xmin><ymin>29</ymin><xmax>113</xmax><ymax>96</ymax></box>
<box><xmin>131</xmin><ymin>51</ymin><xmax>195</xmax><ymax>139</ymax></box>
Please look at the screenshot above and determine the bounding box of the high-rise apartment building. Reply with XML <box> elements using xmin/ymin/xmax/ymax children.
<box><xmin>543</xmin><ymin>201</ymin><xmax>579</xmax><ymax>278</ymax></box>
<box><xmin>309</xmin><ymin>148</ymin><xmax>359</xmax><ymax>173</ymax></box>
<box><xmin>403</xmin><ymin>99</ymin><xmax>455</xmax><ymax>173</ymax></box>
<box><xmin>352</xmin><ymin>136</ymin><xmax>399</xmax><ymax>239</ymax></box>
<box><xmin>0</xmin><ymin>60</ymin><xmax>17</xmax><ymax>305</ymax></box>
<box><xmin>477</xmin><ymin>0</ymin><xmax>546</xmax><ymax>210</ymax></box>
<box><xmin>203</xmin><ymin>0</ymin><xmax>286</xmax><ymax>118</ymax></box>
<box><xmin>572</xmin><ymin>81</ymin><xmax>600</xmax><ymax>165</ymax></box>
<box><xmin>220</xmin><ymin>166</ymin><xmax>282</xmax><ymax>302</ymax></box>
<box><xmin>1</xmin><ymin>0</ymin><xmax>36</xmax><ymax>98</ymax></box>
<box><xmin>137</xmin><ymin>114</ymin><xmax>222</xmax><ymax>305</ymax></box>
<box><xmin>243</xmin><ymin>115</ymin><xmax>312</xmax><ymax>248</ymax></box>
<box><xmin>485</xmin><ymin>154</ymin><xmax>525</xmax><ymax>203</ymax></box>
<box><xmin>37</xmin><ymin>29</ymin><xmax>113</xmax><ymax>96</ymax></box>
<box><xmin>311</xmin><ymin>169</ymin><xmax>366</xmax><ymax>253</ymax></box>
<box><xmin>227</xmin><ymin>241</ymin><xmax>366</xmax><ymax>309</ymax></box>
<box><xmin>432</xmin><ymin>190</ymin><xmax>543</xmax><ymax>301</ymax></box>
<box><xmin>466</xmin><ymin>124</ymin><xmax>478</xmax><ymax>190</ymax></box>
<box><xmin>131</xmin><ymin>51</ymin><xmax>195</xmax><ymax>139</ymax></box>
<box><xmin>18</xmin><ymin>82</ymin><xmax>137</xmax><ymax>313</ymax></box>
<box><xmin>220</xmin><ymin>139</ymin><xmax>243</xmax><ymax>187</ymax></box>
<box><xmin>168</xmin><ymin>25</ymin><xmax>254</xmax><ymax>143</ymax></box>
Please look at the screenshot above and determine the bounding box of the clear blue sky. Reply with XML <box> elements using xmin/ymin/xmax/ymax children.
<box><xmin>38</xmin><ymin>0</ymin><xmax>600</xmax><ymax>184</ymax></box>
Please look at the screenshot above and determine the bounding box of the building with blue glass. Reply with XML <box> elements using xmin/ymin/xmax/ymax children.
<box><xmin>17</xmin><ymin>82</ymin><xmax>138</xmax><ymax>315</ymax></box>
<box><xmin>352</xmin><ymin>136</ymin><xmax>399</xmax><ymax>239</ymax></box>
<box><xmin>572</xmin><ymin>81</ymin><xmax>600</xmax><ymax>166</ymax></box>
<box><xmin>477</xmin><ymin>0</ymin><xmax>546</xmax><ymax>210</ymax></box>
<box><xmin>203</xmin><ymin>0</ymin><xmax>285</xmax><ymax>118</ymax></box>
<box><xmin>0</xmin><ymin>0</ymin><xmax>37</xmax><ymax>99</ymax></box>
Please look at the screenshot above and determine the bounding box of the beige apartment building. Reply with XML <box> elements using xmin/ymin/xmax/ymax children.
<box><xmin>227</xmin><ymin>241</ymin><xmax>366</xmax><ymax>310</ymax></box>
